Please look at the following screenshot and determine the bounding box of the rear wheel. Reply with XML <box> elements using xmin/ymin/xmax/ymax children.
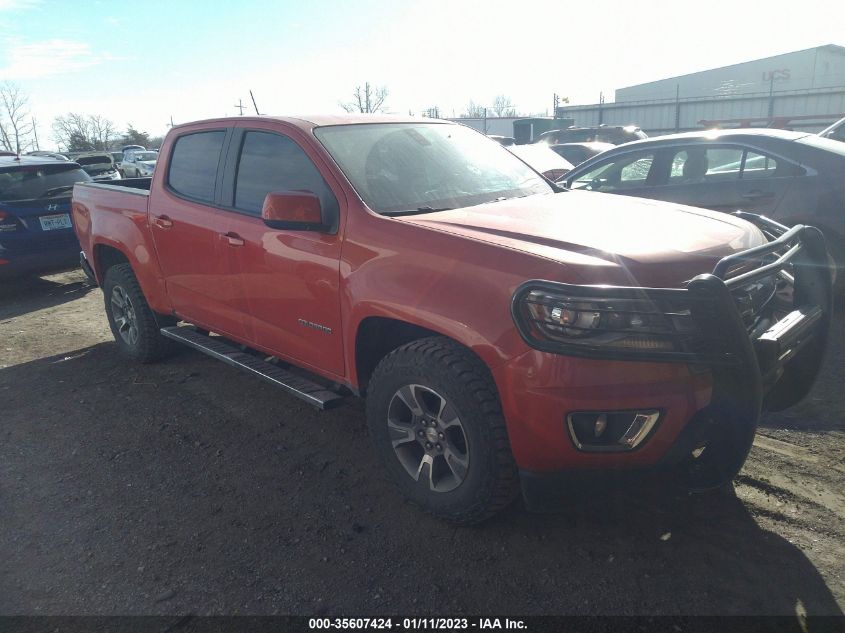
<box><xmin>366</xmin><ymin>337</ymin><xmax>519</xmax><ymax>524</ymax></box>
<box><xmin>103</xmin><ymin>263</ymin><xmax>175</xmax><ymax>363</ymax></box>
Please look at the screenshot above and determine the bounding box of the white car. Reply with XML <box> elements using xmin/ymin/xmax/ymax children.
<box><xmin>121</xmin><ymin>150</ymin><xmax>158</xmax><ymax>177</ymax></box>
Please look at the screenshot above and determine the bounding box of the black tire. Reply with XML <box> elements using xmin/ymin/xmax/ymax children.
<box><xmin>826</xmin><ymin>234</ymin><xmax>845</xmax><ymax>296</ymax></box>
<box><xmin>366</xmin><ymin>337</ymin><xmax>519</xmax><ymax>525</ymax></box>
<box><xmin>672</xmin><ymin>408</ymin><xmax>756</xmax><ymax>494</ymax></box>
<box><xmin>103</xmin><ymin>263</ymin><xmax>175</xmax><ymax>363</ymax></box>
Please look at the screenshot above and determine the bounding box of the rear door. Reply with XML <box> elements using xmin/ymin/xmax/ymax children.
<box><xmin>148</xmin><ymin>127</ymin><xmax>252</xmax><ymax>340</ymax></box>
<box><xmin>217</xmin><ymin>122</ymin><xmax>346</xmax><ymax>377</ymax></box>
<box><xmin>648</xmin><ymin>144</ymin><xmax>798</xmax><ymax>214</ymax></box>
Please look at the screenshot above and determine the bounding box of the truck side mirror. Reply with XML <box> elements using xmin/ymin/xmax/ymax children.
<box><xmin>261</xmin><ymin>191</ymin><xmax>326</xmax><ymax>231</ymax></box>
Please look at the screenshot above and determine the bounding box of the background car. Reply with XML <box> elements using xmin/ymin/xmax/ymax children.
<box><xmin>538</xmin><ymin>125</ymin><xmax>648</xmax><ymax>146</ymax></box>
<box><xmin>75</xmin><ymin>152</ymin><xmax>121</xmax><ymax>181</ymax></box>
<box><xmin>487</xmin><ymin>135</ymin><xmax>516</xmax><ymax>146</ymax></box>
<box><xmin>0</xmin><ymin>156</ymin><xmax>92</xmax><ymax>277</ymax></box>
<box><xmin>120</xmin><ymin>150</ymin><xmax>158</xmax><ymax>177</ymax></box>
<box><xmin>27</xmin><ymin>151</ymin><xmax>70</xmax><ymax>161</ymax></box>
<box><xmin>549</xmin><ymin>141</ymin><xmax>615</xmax><ymax>166</ymax></box>
<box><xmin>110</xmin><ymin>151</ymin><xmax>124</xmax><ymax>173</ymax></box>
<box><xmin>561</xmin><ymin>128</ymin><xmax>845</xmax><ymax>287</ymax></box>
<box><xmin>819</xmin><ymin>116</ymin><xmax>845</xmax><ymax>143</ymax></box>
<box><xmin>507</xmin><ymin>143</ymin><xmax>574</xmax><ymax>181</ymax></box>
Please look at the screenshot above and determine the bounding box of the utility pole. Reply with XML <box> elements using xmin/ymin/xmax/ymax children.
<box><xmin>674</xmin><ymin>84</ymin><xmax>681</xmax><ymax>133</ymax></box>
<box><xmin>598</xmin><ymin>91</ymin><xmax>605</xmax><ymax>126</ymax></box>
<box><xmin>249</xmin><ymin>90</ymin><xmax>261</xmax><ymax>115</ymax></box>
<box><xmin>767</xmin><ymin>75</ymin><xmax>775</xmax><ymax>119</ymax></box>
<box><xmin>234</xmin><ymin>99</ymin><xmax>246</xmax><ymax>116</ymax></box>
<box><xmin>553</xmin><ymin>93</ymin><xmax>560</xmax><ymax>118</ymax></box>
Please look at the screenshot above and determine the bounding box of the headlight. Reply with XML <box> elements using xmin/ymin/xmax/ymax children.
<box><xmin>511</xmin><ymin>280</ymin><xmax>722</xmax><ymax>362</ymax></box>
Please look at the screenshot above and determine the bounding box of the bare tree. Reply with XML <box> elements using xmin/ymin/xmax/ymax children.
<box><xmin>491</xmin><ymin>94</ymin><xmax>516</xmax><ymax>117</ymax></box>
<box><xmin>52</xmin><ymin>113</ymin><xmax>118</xmax><ymax>152</ymax></box>
<box><xmin>0</xmin><ymin>82</ymin><xmax>34</xmax><ymax>154</ymax></box>
<box><xmin>89</xmin><ymin>115</ymin><xmax>118</xmax><ymax>151</ymax></box>
<box><xmin>461</xmin><ymin>100</ymin><xmax>486</xmax><ymax>118</ymax></box>
<box><xmin>340</xmin><ymin>82</ymin><xmax>389</xmax><ymax>113</ymax></box>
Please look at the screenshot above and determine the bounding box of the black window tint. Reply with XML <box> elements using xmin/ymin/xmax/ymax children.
<box><xmin>234</xmin><ymin>131</ymin><xmax>338</xmax><ymax>222</ymax></box>
<box><xmin>0</xmin><ymin>163</ymin><xmax>91</xmax><ymax>201</ymax></box>
<box><xmin>168</xmin><ymin>131</ymin><xmax>226</xmax><ymax>202</ymax></box>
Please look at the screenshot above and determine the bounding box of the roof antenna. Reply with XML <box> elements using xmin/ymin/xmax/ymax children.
<box><xmin>249</xmin><ymin>90</ymin><xmax>261</xmax><ymax>115</ymax></box>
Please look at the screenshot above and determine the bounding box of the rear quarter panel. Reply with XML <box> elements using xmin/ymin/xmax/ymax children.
<box><xmin>72</xmin><ymin>183</ymin><xmax>173</xmax><ymax>315</ymax></box>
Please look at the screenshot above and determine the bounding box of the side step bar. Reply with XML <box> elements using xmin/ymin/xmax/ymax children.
<box><xmin>160</xmin><ymin>326</ymin><xmax>345</xmax><ymax>410</ymax></box>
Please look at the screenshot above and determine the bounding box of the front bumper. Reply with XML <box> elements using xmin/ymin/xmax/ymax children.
<box><xmin>498</xmin><ymin>213</ymin><xmax>833</xmax><ymax>486</ymax></box>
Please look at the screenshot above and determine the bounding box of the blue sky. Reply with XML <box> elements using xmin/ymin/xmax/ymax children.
<box><xmin>2</xmin><ymin>0</ymin><xmax>844</xmax><ymax>148</ymax></box>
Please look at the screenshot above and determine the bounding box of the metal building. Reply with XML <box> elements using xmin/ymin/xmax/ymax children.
<box><xmin>557</xmin><ymin>45</ymin><xmax>845</xmax><ymax>135</ymax></box>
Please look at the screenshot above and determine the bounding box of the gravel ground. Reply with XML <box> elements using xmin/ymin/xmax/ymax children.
<box><xmin>1</xmin><ymin>269</ymin><xmax>843</xmax><ymax>616</ymax></box>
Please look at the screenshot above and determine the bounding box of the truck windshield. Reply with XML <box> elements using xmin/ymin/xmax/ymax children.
<box><xmin>0</xmin><ymin>163</ymin><xmax>92</xmax><ymax>201</ymax></box>
<box><xmin>314</xmin><ymin>123</ymin><xmax>552</xmax><ymax>214</ymax></box>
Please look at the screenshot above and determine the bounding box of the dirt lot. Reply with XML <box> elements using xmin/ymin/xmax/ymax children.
<box><xmin>1</xmin><ymin>269</ymin><xmax>844</xmax><ymax>617</ymax></box>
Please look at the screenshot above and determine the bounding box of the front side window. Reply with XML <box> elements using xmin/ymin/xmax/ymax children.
<box><xmin>314</xmin><ymin>123</ymin><xmax>551</xmax><ymax>214</ymax></box>
<box><xmin>570</xmin><ymin>152</ymin><xmax>655</xmax><ymax>191</ymax></box>
<box><xmin>167</xmin><ymin>131</ymin><xmax>226</xmax><ymax>203</ymax></box>
<box><xmin>234</xmin><ymin>131</ymin><xmax>338</xmax><ymax>221</ymax></box>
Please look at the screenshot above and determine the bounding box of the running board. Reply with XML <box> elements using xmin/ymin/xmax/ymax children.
<box><xmin>160</xmin><ymin>326</ymin><xmax>345</xmax><ymax>410</ymax></box>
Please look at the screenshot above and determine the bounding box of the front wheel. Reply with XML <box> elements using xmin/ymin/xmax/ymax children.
<box><xmin>366</xmin><ymin>337</ymin><xmax>519</xmax><ymax>524</ymax></box>
<box><xmin>103</xmin><ymin>263</ymin><xmax>175</xmax><ymax>363</ymax></box>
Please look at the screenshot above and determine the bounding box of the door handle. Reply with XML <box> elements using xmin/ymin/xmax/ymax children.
<box><xmin>221</xmin><ymin>231</ymin><xmax>244</xmax><ymax>247</ymax></box>
<box><xmin>741</xmin><ymin>190</ymin><xmax>775</xmax><ymax>200</ymax></box>
<box><xmin>153</xmin><ymin>215</ymin><xmax>173</xmax><ymax>228</ymax></box>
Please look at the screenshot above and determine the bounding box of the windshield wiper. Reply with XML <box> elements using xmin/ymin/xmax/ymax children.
<box><xmin>383</xmin><ymin>206</ymin><xmax>454</xmax><ymax>217</ymax></box>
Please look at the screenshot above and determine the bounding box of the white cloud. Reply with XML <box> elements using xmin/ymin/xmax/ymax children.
<box><xmin>0</xmin><ymin>39</ymin><xmax>99</xmax><ymax>79</ymax></box>
<box><xmin>0</xmin><ymin>0</ymin><xmax>41</xmax><ymax>10</ymax></box>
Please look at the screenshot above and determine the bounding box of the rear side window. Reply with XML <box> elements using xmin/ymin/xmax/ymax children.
<box><xmin>167</xmin><ymin>131</ymin><xmax>226</xmax><ymax>203</ymax></box>
<box><xmin>742</xmin><ymin>151</ymin><xmax>779</xmax><ymax>179</ymax></box>
<box><xmin>234</xmin><ymin>131</ymin><xmax>339</xmax><ymax>221</ymax></box>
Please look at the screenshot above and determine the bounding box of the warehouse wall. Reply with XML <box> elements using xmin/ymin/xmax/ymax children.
<box><xmin>616</xmin><ymin>45</ymin><xmax>845</xmax><ymax>102</ymax></box>
<box><xmin>557</xmin><ymin>87</ymin><xmax>845</xmax><ymax>136</ymax></box>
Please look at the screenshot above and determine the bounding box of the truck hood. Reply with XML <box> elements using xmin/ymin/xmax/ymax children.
<box><xmin>399</xmin><ymin>191</ymin><xmax>765</xmax><ymax>287</ymax></box>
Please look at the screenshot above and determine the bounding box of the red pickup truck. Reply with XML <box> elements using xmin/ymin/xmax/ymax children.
<box><xmin>72</xmin><ymin>115</ymin><xmax>833</xmax><ymax>524</ymax></box>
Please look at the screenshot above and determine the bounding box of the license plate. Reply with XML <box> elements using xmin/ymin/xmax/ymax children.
<box><xmin>39</xmin><ymin>214</ymin><xmax>72</xmax><ymax>231</ymax></box>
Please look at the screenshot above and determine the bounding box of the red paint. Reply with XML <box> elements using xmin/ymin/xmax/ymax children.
<box><xmin>72</xmin><ymin>116</ymin><xmax>772</xmax><ymax>474</ymax></box>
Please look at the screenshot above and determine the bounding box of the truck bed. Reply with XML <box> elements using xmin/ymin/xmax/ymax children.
<box><xmin>76</xmin><ymin>177</ymin><xmax>152</xmax><ymax>196</ymax></box>
<box><xmin>71</xmin><ymin>178</ymin><xmax>162</xmax><ymax>305</ymax></box>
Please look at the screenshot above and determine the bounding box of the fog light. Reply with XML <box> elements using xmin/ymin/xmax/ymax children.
<box><xmin>567</xmin><ymin>410</ymin><xmax>661</xmax><ymax>452</ymax></box>
<box><xmin>594</xmin><ymin>414</ymin><xmax>607</xmax><ymax>437</ymax></box>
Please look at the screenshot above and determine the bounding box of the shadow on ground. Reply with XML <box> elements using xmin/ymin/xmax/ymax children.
<box><xmin>1</xmin><ymin>344</ymin><xmax>841</xmax><ymax>618</ymax></box>
<box><xmin>0</xmin><ymin>270</ymin><xmax>95</xmax><ymax>321</ymax></box>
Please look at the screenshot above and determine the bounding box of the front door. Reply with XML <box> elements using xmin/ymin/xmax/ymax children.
<box><xmin>220</xmin><ymin>124</ymin><xmax>346</xmax><ymax>377</ymax></box>
<box><xmin>649</xmin><ymin>145</ymin><xmax>795</xmax><ymax>215</ymax></box>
